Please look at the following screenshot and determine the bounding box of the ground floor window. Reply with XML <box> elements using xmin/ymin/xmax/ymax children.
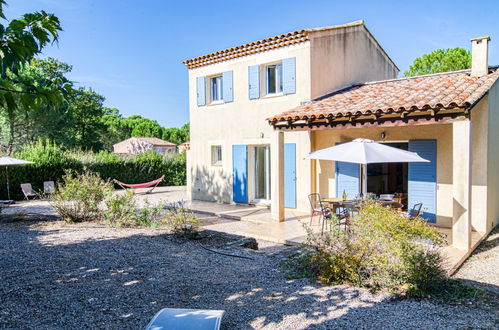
<box><xmin>211</xmin><ymin>145</ymin><xmax>222</xmax><ymax>165</ymax></box>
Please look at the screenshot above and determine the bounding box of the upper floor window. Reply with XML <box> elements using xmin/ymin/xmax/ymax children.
<box><xmin>210</xmin><ymin>75</ymin><xmax>223</xmax><ymax>102</ymax></box>
<box><xmin>266</xmin><ymin>63</ymin><xmax>283</xmax><ymax>95</ymax></box>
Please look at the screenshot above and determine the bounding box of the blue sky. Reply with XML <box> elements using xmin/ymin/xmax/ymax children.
<box><xmin>6</xmin><ymin>0</ymin><xmax>499</xmax><ymax>128</ymax></box>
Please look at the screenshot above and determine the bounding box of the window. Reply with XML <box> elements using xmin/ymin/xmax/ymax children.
<box><xmin>210</xmin><ymin>75</ymin><xmax>223</xmax><ymax>102</ymax></box>
<box><xmin>266</xmin><ymin>63</ymin><xmax>283</xmax><ymax>95</ymax></box>
<box><xmin>155</xmin><ymin>148</ymin><xmax>164</xmax><ymax>155</ymax></box>
<box><xmin>211</xmin><ymin>145</ymin><xmax>222</xmax><ymax>165</ymax></box>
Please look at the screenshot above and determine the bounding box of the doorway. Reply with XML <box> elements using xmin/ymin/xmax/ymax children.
<box><xmin>367</xmin><ymin>142</ymin><xmax>408</xmax><ymax>207</ymax></box>
<box><xmin>252</xmin><ymin>145</ymin><xmax>270</xmax><ymax>203</ymax></box>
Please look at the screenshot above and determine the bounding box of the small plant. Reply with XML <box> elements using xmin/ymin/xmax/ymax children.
<box><xmin>103</xmin><ymin>191</ymin><xmax>137</xmax><ymax>226</ymax></box>
<box><xmin>163</xmin><ymin>201</ymin><xmax>200</xmax><ymax>238</ymax></box>
<box><xmin>51</xmin><ymin>170</ymin><xmax>114</xmax><ymax>222</ymax></box>
<box><xmin>104</xmin><ymin>192</ymin><xmax>164</xmax><ymax>228</ymax></box>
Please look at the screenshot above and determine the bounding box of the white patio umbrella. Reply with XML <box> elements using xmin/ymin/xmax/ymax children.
<box><xmin>0</xmin><ymin>156</ymin><xmax>34</xmax><ymax>200</ymax></box>
<box><xmin>305</xmin><ymin>138</ymin><xmax>429</xmax><ymax>197</ymax></box>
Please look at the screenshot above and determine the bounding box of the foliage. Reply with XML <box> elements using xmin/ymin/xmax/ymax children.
<box><xmin>302</xmin><ymin>202</ymin><xmax>447</xmax><ymax>294</ymax></box>
<box><xmin>51</xmin><ymin>170</ymin><xmax>114</xmax><ymax>223</ymax></box>
<box><xmin>69</xmin><ymin>87</ymin><xmax>106</xmax><ymax>150</ymax></box>
<box><xmin>0</xmin><ymin>1</ymin><xmax>70</xmax><ymax>153</ymax></box>
<box><xmin>404</xmin><ymin>48</ymin><xmax>472</xmax><ymax>77</ymax></box>
<box><xmin>163</xmin><ymin>201</ymin><xmax>200</xmax><ymax>238</ymax></box>
<box><xmin>0</xmin><ymin>141</ymin><xmax>186</xmax><ymax>200</ymax></box>
<box><xmin>104</xmin><ymin>191</ymin><xmax>164</xmax><ymax>228</ymax></box>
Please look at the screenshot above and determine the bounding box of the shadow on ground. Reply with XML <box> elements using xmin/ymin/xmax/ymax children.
<box><xmin>0</xmin><ymin>216</ymin><xmax>497</xmax><ymax>329</ymax></box>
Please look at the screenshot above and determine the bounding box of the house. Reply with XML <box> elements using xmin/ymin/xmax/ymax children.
<box><xmin>184</xmin><ymin>21</ymin><xmax>499</xmax><ymax>251</ymax></box>
<box><xmin>178</xmin><ymin>141</ymin><xmax>190</xmax><ymax>153</ymax></box>
<box><xmin>113</xmin><ymin>137</ymin><xmax>176</xmax><ymax>155</ymax></box>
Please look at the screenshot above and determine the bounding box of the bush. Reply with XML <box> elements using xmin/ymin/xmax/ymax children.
<box><xmin>303</xmin><ymin>202</ymin><xmax>446</xmax><ymax>293</ymax></box>
<box><xmin>51</xmin><ymin>170</ymin><xmax>114</xmax><ymax>222</ymax></box>
<box><xmin>103</xmin><ymin>192</ymin><xmax>164</xmax><ymax>228</ymax></box>
<box><xmin>0</xmin><ymin>141</ymin><xmax>186</xmax><ymax>200</ymax></box>
<box><xmin>163</xmin><ymin>201</ymin><xmax>200</xmax><ymax>238</ymax></box>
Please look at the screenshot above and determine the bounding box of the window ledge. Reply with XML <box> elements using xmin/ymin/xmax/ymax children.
<box><xmin>211</xmin><ymin>163</ymin><xmax>223</xmax><ymax>167</ymax></box>
<box><xmin>208</xmin><ymin>100</ymin><xmax>224</xmax><ymax>106</ymax></box>
<box><xmin>262</xmin><ymin>92</ymin><xmax>284</xmax><ymax>99</ymax></box>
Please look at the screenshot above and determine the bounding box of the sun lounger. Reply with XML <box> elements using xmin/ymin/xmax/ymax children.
<box><xmin>146</xmin><ymin>308</ymin><xmax>225</xmax><ymax>330</ymax></box>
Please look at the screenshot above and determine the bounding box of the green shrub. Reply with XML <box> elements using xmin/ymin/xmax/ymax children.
<box><xmin>103</xmin><ymin>191</ymin><xmax>138</xmax><ymax>226</ymax></box>
<box><xmin>303</xmin><ymin>202</ymin><xmax>446</xmax><ymax>293</ymax></box>
<box><xmin>0</xmin><ymin>141</ymin><xmax>186</xmax><ymax>200</ymax></box>
<box><xmin>51</xmin><ymin>170</ymin><xmax>114</xmax><ymax>223</ymax></box>
<box><xmin>163</xmin><ymin>201</ymin><xmax>200</xmax><ymax>238</ymax></box>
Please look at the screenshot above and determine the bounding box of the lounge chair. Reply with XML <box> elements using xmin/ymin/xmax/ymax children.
<box><xmin>20</xmin><ymin>183</ymin><xmax>40</xmax><ymax>200</ymax></box>
<box><xmin>43</xmin><ymin>181</ymin><xmax>56</xmax><ymax>194</ymax></box>
<box><xmin>146</xmin><ymin>308</ymin><xmax>225</xmax><ymax>330</ymax></box>
<box><xmin>402</xmin><ymin>203</ymin><xmax>423</xmax><ymax>220</ymax></box>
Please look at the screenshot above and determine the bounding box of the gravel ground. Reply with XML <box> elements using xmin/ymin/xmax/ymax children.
<box><xmin>454</xmin><ymin>226</ymin><xmax>499</xmax><ymax>294</ymax></box>
<box><xmin>0</xmin><ymin>216</ymin><xmax>498</xmax><ymax>329</ymax></box>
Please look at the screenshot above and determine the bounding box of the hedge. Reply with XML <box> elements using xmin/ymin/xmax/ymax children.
<box><xmin>0</xmin><ymin>141</ymin><xmax>186</xmax><ymax>200</ymax></box>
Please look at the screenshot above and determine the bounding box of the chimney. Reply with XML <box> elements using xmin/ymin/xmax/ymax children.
<box><xmin>470</xmin><ymin>36</ymin><xmax>490</xmax><ymax>77</ymax></box>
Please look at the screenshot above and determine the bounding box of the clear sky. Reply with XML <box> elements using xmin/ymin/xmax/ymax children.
<box><xmin>6</xmin><ymin>0</ymin><xmax>499</xmax><ymax>128</ymax></box>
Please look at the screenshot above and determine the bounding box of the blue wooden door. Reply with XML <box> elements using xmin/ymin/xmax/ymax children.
<box><xmin>284</xmin><ymin>143</ymin><xmax>296</xmax><ymax>208</ymax></box>
<box><xmin>232</xmin><ymin>145</ymin><xmax>248</xmax><ymax>203</ymax></box>
<box><xmin>336</xmin><ymin>161</ymin><xmax>360</xmax><ymax>199</ymax></box>
<box><xmin>408</xmin><ymin>140</ymin><xmax>437</xmax><ymax>222</ymax></box>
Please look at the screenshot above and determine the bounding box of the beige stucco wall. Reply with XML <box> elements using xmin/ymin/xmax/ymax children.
<box><xmin>113</xmin><ymin>141</ymin><xmax>176</xmax><ymax>155</ymax></box>
<box><xmin>470</xmin><ymin>95</ymin><xmax>489</xmax><ymax>233</ymax></box>
<box><xmin>188</xmin><ymin>42</ymin><xmax>312</xmax><ymax>204</ymax></box>
<box><xmin>187</xmin><ymin>25</ymin><xmax>398</xmax><ymax>211</ymax></box>
<box><xmin>309</xmin><ymin>25</ymin><xmax>398</xmax><ymax>98</ymax></box>
<box><xmin>487</xmin><ymin>80</ymin><xmax>499</xmax><ymax>231</ymax></box>
<box><xmin>311</xmin><ymin>124</ymin><xmax>454</xmax><ymax>227</ymax></box>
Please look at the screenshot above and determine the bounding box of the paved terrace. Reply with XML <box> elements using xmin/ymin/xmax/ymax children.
<box><xmin>2</xmin><ymin>185</ymin><xmax>484</xmax><ymax>273</ymax></box>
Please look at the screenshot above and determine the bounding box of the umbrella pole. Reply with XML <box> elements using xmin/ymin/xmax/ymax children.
<box><xmin>361</xmin><ymin>164</ymin><xmax>367</xmax><ymax>198</ymax></box>
<box><xmin>5</xmin><ymin>166</ymin><xmax>10</xmax><ymax>200</ymax></box>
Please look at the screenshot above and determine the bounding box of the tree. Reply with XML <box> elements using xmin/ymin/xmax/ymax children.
<box><xmin>0</xmin><ymin>1</ymin><xmax>68</xmax><ymax>153</ymax></box>
<box><xmin>69</xmin><ymin>87</ymin><xmax>106</xmax><ymax>150</ymax></box>
<box><xmin>404</xmin><ymin>48</ymin><xmax>472</xmax><ymax>77</ymax></box>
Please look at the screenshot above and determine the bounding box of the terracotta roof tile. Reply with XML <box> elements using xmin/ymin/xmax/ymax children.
<box><xmin>268</xmin><ymin>67</ymin><xmax>499</xmax><ymax>123</ymax></box>
<box><xmin>183</xmin><ymin>21</ymin><xmax>364</xmax><ymax>69</ymax></box>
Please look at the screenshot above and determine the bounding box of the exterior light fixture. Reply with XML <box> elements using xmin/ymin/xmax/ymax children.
<box><xmin>380</xmin><ymin>132</ymin><xmax>386</xmax><ymax>139</ymax></box>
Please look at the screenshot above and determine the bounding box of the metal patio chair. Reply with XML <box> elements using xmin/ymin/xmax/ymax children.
<box><xmin>308</xmin><ymin>193</ymin><xmax>333</xmax><ymax>234</ymax></box>
<box><xmin>43</xmin><ymin>181</ymin><xmax>56</xmax><ymax>195</ymax></box>
<box><xmin>20</xmin><ymin>183</ymin><xmax>40</xmax><ymax>200</ymax></box>
<box><xmin>403</xmin><ymin>202</ymin><xmax>423</xmax><ymax>220</ymax></box>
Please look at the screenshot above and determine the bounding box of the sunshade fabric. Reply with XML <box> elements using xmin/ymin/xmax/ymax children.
<box><xmin>0</xmin><ymin>157</ymin><xmax>34</xmax><ymax>166</ymax></box>
<box><xmin>305</xmin><ymin>138</ymin><xmax>429</xmax><ymax>164</ymax></box>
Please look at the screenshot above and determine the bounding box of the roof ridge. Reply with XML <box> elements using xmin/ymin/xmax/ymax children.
<box><xmin>356</xmin><ymin>66</ymin><xmax>499</xmax><ymax>87</ymax></box>
<box><xmin>183</xmin><ymin>20</ymin><xmax>365</xmax><ymax>69</ymax></box>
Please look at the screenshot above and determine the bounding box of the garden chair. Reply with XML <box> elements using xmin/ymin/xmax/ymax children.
<box><xmin>20</xmin><ymin>183</ymin><xmax>40</xmax><ymax>200</ymax></box>
<box><xmin>403</xmin><ymin>202</ymin><xmax>423</xmax><ymax>220</ymax></box>
<box><xmin>308</xmin><ymin>193</ymin><xmax>333</xmax><ymax>234</ymax></box>
<box><xmin>43</xmin><ymin>181</ymin><xmax>55</xmax><ymax>195</ymax></box>
<box><xmin>146</xmin><ymin>308</ymin><xmax>225</xmax><ymax>330</ymax></box>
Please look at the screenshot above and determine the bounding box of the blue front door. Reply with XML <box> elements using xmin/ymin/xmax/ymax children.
<box><xmin>232</xmin><ymin>145</ymin><xmax>248</xmax><ymax>203</ymax></box>
<box><xmin>284</xmin><ymin>143</ymin><xmax>296</xmax><ymax>208</ymax></box>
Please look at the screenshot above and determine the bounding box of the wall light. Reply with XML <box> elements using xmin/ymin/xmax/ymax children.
<box><xmin>380</xmin><ymin>132</ymin><xmax>386</xmax><ymax>140</ymax></box>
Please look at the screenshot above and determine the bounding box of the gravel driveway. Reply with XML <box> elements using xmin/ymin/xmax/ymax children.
<box><xmin>0</xmin><ymin>217</ymin><xmax>497</xmax><ymax>329</ymax></box>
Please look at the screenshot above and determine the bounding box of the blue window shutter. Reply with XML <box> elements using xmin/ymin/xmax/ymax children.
<box><xmin>196</xmin><ymin>76</ymin><xmax>205</xmax><ymax>106</ymax></box>
<box><xmin>409</xmin><ymin>140</ymin><xmax>437</xmax><ymax>222</ymax></box>
<box><xmin>232</xmin><ymin>145</ymin><xmax>248</xmax><ymax>203</ymax></box>
<box><xmin>284</xmin><ymin>143</ymin><xmax>296</xmax><ymax>208</ymax></box>
<box><xmin>282</xmin><ymin>57</ymin><xmax>296</xmax><ymax>94</ymax></box>
<box><xmin>248</xmin><ymin>65</ymin><xmax>260</xmax><ymax>99</ymax></box>
<box><xmin>336</xmin><ymin>161</ymin><xmax>360</xmax><ymax>199</ymax></box>
<box><xmin>222</xmin><ymin>71</ymin><xmax>233</xmax><ymax>102</ymax></box>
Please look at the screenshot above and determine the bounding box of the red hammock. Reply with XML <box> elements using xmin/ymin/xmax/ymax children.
<box><xmin>113</xmin><ymin>175</ymin><xmax>164</xmax><ymax>193</ymax></box>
